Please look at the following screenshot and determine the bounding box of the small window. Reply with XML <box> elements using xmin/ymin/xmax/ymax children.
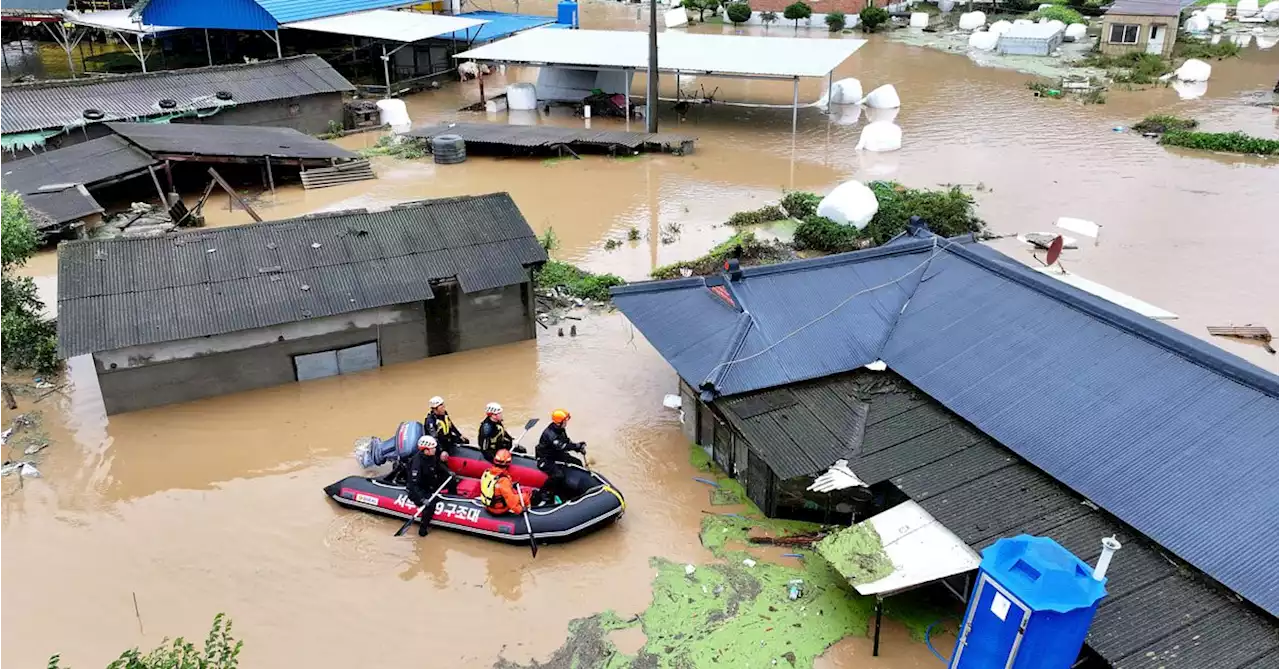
<box><xmin>1109</xmin><ymin>23</ymin><xmax>1140</xmax><ymax>44</ymax></box>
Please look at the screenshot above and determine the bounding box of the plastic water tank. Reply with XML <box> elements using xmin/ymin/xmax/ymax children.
<box><xmin>950</xmin><ymin>536</ymin><xmax>1108</xmax><ymax>669</ymax></box>
<box><xmin>557</xmin><ymin>0</ymin><xmax>580</xmax><ymax>27</ymax></box>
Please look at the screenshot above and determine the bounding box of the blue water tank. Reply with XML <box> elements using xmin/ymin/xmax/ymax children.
<box><xmin>557</xmin><ymin>1</ymin><xmax>579</xmax><ymax>27</ymax></box>
<box><xmin>950</xmin><ymin>535</ymin><xmax>1107</xmax><ymax>669</ymax></box>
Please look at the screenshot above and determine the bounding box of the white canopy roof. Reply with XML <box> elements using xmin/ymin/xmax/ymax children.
<box><xmin>286</xmin><ymin>9</ymin><xmax>487</xmax><ymax>43</ymax></box>
<box><xmin>852</xmin><ymin>501</ymin><xmax>980</xmax><ymax>597</ymax></box>
<box><xmin>455</xmin><ymin>29</ymin><xmax>865</xmax><ymax>79</ymax></box>
<box><xmin>63</xmin><ymin>10</ymin><xmax>180</xmax><ymax>36</ymax></box>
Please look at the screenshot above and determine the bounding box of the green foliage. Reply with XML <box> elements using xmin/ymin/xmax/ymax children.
<box><xmin>783</xmin><ymin>1</ymin><xmax>812</xmax><ymax>26</ymax></box>
<box><xmin>1080</xmin><ymin>51</ymin><xmax>1170</xmax><ymax>84</ymax></box>
<box><xmin>726</xmin><ymin>1</ymin><xmax>753</xmax><ymax>24</ymax></box>
<box><xmin>864</xmin><ymin>181</ymin><xmax>984</xmax><ymax>243</ymax></box>
<box><xmin>780</xmin><ymin>190</ymin><xmax>822</xmax><ymax>219</ymax></box>
<box><xmin>627</xmin><ymin>226</ymin><xmax>641</xmax><ymax>241</ymax></box>
<box><xmin>1174</xmin><ymin>36</ymin><xmax>1241</xmax><ymax>60</ymax></box>
<box><xmin>1159</xmin><ymin>130</ymin><xmax>1280</xmax><ymax>155</ymax></box>
<box><xmin>1</xmin><ymin>192</ymin><xmax>59</xmax><ymax>374</ymax></box>
<box><xmin>725</xmin><ymin>205</ymin><xmax>786</xmax><ymax>226</ymax></box>
<box><xmin>825</xmin><ymin>10</ymin><xmax>847</xmax><ymax>31</ymax></box>
<box><xmin>49</xmin><ymin>614</ymin><xmax>242</xmax><ymax>669</ymax></box>
<box><xmin>535</xmin><ymin>260</ymin><xmax>626</xmax><ymax>301</ymax></box>
<box><xmin>1028</xmin><ymin>5</ymin><xmax>1084</xmax><ymax>23</ymax></box>
<box><xmin>858</xmin><ymin>5</ymin><xmax>889</xmax><ymax>31</ymax></box>
<box><xmin>1132</xmin><ymin>115</ymin><xmax>1198</xmax><ymax>133</ymax></box>
<box><xmin>686</xmin><ymin>0</ymin><xmax>722</xmax><ymax>20</ymax></box>
<box><xmin>358</xmin><ymin>135</ymin><xmax>427</xmax><ymax>159</ymax></box>
<box><xmin>538</xmin><ymin>227</ymin><xmax>560</xmax><ymax>253</ymax></box>
<box><xmin>793</xmin><ymin>215</ymin><xmax>862</xmax><ymax>253</ymax></box>
<box><xmin>760</xmin><ymin>9</ymin><xmax>778</xmax><ymax>26</ymax></box>
<box><xmin>650</xmin><ymin>232</ymin><xmax>792</xmax><ymax>279</ymax></box>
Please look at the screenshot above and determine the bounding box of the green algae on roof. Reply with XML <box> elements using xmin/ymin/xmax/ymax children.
<box><xmin>815</xmin><ymin>523</ymin><xmax>894</xmax><ymax>586</ymax></box>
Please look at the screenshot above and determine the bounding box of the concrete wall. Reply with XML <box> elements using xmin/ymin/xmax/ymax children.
<box><xmin>679</xmin><ymin>379</ymin><xmax>699</xmax><ymax>444</ymax></box>
<box><xmin>424</xmin><ymin>278</ymin><xmax>537</xmax><ymax>356</ymax></box>
<box><xmin>1100</xmin><ymin>14</ymin><xmax>1176</xmax><ymax>57</ymax></box>
<box><xmin>94</xmin><ymin>303</ymin><xmax>428</xmax><ymax>414</ymax></box>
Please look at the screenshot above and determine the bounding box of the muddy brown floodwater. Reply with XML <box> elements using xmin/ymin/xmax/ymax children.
<box><xmin>4</xmin><ymin>2</ymin><xmax>1277</xmax><ymax>667</ymax></box>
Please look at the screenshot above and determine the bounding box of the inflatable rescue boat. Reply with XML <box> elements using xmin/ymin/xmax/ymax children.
<box><xmin>324</xmin><ymin>421</ymin><xmax>625</xmax><ymax>544</ymax></box>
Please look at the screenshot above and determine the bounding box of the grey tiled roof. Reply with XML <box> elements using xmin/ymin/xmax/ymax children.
<box><xmin>2</xmin><ymin>134</ymin><xmax>158</xmax><ymax>227</ymax></box>
<box><xmin>56</xmin><ymin>193</ymin><xmax>546</xmax><ymax>357</ymax></box>
<box><xmin>2</xmin><ymin>55</ymin><xmax>353</xmax><ymax>135</ymax></box>
<box><xmin>105</xmin><ymin>122</ymin><xmax>357</xmax><ymax>160</ymax></box>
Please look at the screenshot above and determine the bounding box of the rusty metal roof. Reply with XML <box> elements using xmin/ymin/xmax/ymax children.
<box><xmin>1</xmin><ymin>55</ymin><xmax>353</xmax><ymax>135</ymax></box>
<box><xmin>56</xmin><ymin>193</ymin><xmax>546</xmax><ymax>357</ymax></box>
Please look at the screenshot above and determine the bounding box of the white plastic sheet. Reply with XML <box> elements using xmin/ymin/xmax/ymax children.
<box><xmin>989</xmin><ymin>19</ymin><xmax>1013</xmax><ymax>35</ymax></box>
<box><xmin>968</xmin><ymin>29</ymin><xmax>999</xmax><ymax>50</ymax></box>
<box><xmin>1175</xmin><ymin>58</ymin><xmax>1212</xmax><ymax>82</ymax></box>
<box><xmin>816</xmin><ymin>180</ymin><xmax>880</xmax><ymax>228</ymax></box>
<box><xmin>855</xmin><ymin>121</ymin><xmax>903</xmax><ymax>153</ymax></box>
<box><xmin>1263</xmin><ymin>0</ymin><xmax>1280</xmax><ymax>20</ymax></box>
<box><xmin>910</xmin><ymin>12</ymin><xmax>929</xmax><ymax>27</ymax></box>
<box><xmin>958</xmin><ymin>10</ymin><xmax>986</xmax><ymax>29</ymax></box>
<box><xmin>507</xmin><ymin>82</ymin><xmax>538</xmax><ymax>110</ymax></box>
<box><xmin>1064</xmin><ymin>23</ymin><xmax>1087</xmax><ymax>41</ymax></box>
<box><xmin>1237</xmin><ymin>0</ymin><xmax>1260</xmax><ymax>17</ymax></box>
<box><xmin>829</xmin><ymin>77</ymin><xmax>864</xmax><ymax>104</ymax></box>
<box><xmin>861</xmin><ymin>84</ymin><xmax>901</xmax><ymax>109</ymax></box>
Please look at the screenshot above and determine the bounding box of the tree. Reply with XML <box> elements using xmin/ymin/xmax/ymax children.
<box><xmin>50</xmin><ymin>614</ymin><xmax>242</xmax><ymax>669</ymax></box>
<box><xmin>760</xmin><ymin>9</ymin><xmax>778</xmax><ymax>29</ymax></box>
<box><xmin>726</xmin><ymin>1</ymin><xmax>753</xmax><ymax>25</ymax></box>
<box><xmin>858</xmin><ymin>4</ymin><xmax>890</xmax><ymax>31</ymax></box>
<box><xmin>685</xmin><ymin>0</ymin><xmax>721</xmax><ymax>21</ymax></box>
<box><xmin>1</xmin><ymin>191</ymin><xmax>59</xmax><ymax>374</ymax></box>
<box><xmin>825</xmin><ymin>10</ymin><xmax>846</xmax><ymax>31</ymax></box>
<box><xmin>783</xmin><ymin>1</ymin><xmax>812</xmax><ymax>28</ymax></box>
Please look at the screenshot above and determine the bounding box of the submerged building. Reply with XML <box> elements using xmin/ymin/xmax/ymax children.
<box><xmin>56</xmin><ymin>193</ymin><xmax>547</xmax><ymax>414</ymax></box>
<box><xmin>612</xmin><ymin>229</ymin><xmax>1279</xmax><ymax>668</ymax></box>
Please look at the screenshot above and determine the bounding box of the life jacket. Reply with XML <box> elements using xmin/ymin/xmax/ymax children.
<box><xmin>479</xmin><ymin>467</ymin><xmax>510</xmax><ymax>511</ymax></box>
<box><xmin>480</xmin><ymin>418</ymin><xmax>511</xmax><ymax>449</ymax></box>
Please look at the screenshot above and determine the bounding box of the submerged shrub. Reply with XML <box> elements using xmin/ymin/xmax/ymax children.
<box><xmin>1029</xmin><ymin>5</ymin><xmax>1085</xmax><ymax>23</ymax></box>
<box><xmin>1131</xmin><ymin>115</ymin><xmax>1198</xmax><ymax>133</ymax></box>
<box><xmin>780</xmin><ymin>190</ymin><xmax>822</xmax><ymax>218</ymax></box>
<box><xmin>826</xmin><ymin>10</ymin><xmax>847</xmax><ymax>31</ymax></box>
<box><xmin>650</xmin><ymin>232</ymin><xmax>793</xmax><ymax>279</ymax></box>
<box><xmin>859</xmin><ymin>5</ymin><xmax>890</xmax><ymax>31</ymax></box>
<box><xmin>726</xmin><ymin>205</ymin><xmax>786</xmax><ymax>226</ymax></box>
<box><xmin>1159</xmin><ymin>130</ymin><xmax>1279</xmax><ymax>155</ymax></box>
<box><xmin>535</xmin><ymin>260</ymin><xmax>626</xmax><ymax>301</ymax></box>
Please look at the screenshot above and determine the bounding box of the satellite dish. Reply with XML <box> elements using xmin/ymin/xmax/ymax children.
<box><xmin>1045</xmin><ymin>235</ymin><xmax>1064</xmax><ymax>266</ymax></box>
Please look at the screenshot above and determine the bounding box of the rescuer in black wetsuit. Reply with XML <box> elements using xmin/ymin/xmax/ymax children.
<box><xmin>405</xmin><ymin>436</ymin><xmax>453</xmax><ymax>536</ymax></box>
<box><xmin>477</xmin><ymin>402</ymin><xmax>523</xmax><ymax>461</ymax></box>
<box><xmin>533</xmin><ymin>409</ymin><xmax>586</xmax><ymax>507</ymax></box>
<box><xmin>424</xmin><ymin>396</ymin><xmax>468</xmax><ymax>456</ymax></box>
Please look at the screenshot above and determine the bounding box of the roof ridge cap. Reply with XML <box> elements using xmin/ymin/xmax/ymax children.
<box><xmin>5</xmin><ymin>54</ymin><xmax>324</xmax><ymax>91</ymax></box>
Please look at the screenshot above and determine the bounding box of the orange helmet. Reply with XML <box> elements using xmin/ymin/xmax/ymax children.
<box><xmin>493</xmin><ymin>449</ymin><xmax>513</xmax><ymax>467</ymax></box>
<box><xmin>551</xmin><ymin>409</ymin><xmax>571</xmax><ymax>424</ymax></box>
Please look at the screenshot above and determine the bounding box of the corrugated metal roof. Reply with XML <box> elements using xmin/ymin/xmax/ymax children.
<box><xmin>137</xmin><ymin>0</ymin><xmax>417</xmax><ymax>29</ymax></box>
<box><xmin>612</xmin><ymin>236</ymin><xmax>1280</xmax><ymax>617</ymax></box>
<box><xmin>1</xmin><ymin>135</ymin><xmax>159</xmax><ymax>194</ymax></box>
<box><xmin>717</xmin><ymin>380</ymin><xmax>868</xmax><ymax>479</ymax></box>
<box><xmin>284</xmin><ymin>9</ymin><xmax>487</xmax><ymax>42</ymax></box>
<box><xmin>1107</xmin><ymin>0</ymin><xmax>1182</xmax><ymax>15</ymax></box>
<box><xmin>0</xmin><ymin>0</ymin><xmax>67</xmax><ymax>12</ymax></box>
<box><xmin>258</xmin><ymin>0</ymin><xmax>418</xmax><ymax>24</ymax></box>
<box><xmin>727</xmin><ymin>369</ymin><xmax>1278</xmax><ymax>668</ymax></box>
<box><xmin>22</xmin><ymin>186</ymin><xmax>103</xmax><ymax>228</ymax></box>
<box><xmin>56</xmin><ymin>193</ymin><xmax>546</xmax><ymax>357</ymax></box>
<box><xmin>106</xmin><ymin>122</ymin><xmax>357</xmax><ymax>160</ymax></box>
<box><xmin>2</xmin><ymin>55</ymin><xmax>353</xmax><ymax>135</ymax></box>
<box><xmin>443</xmin><ymin>11</ymin><xmax>558</xmax><ymax>42</ymax></box>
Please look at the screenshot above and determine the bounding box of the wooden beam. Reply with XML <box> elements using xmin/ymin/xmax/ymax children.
<box><xmin>206</xmin><ymin>167</ymin><xmax>262</xmax><ymax>223</ymax></box>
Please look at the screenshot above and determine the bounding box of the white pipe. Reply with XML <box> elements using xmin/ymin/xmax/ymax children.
<box><xmin>1093</xmin><ymin>536</ymin><xmax>1121</xmax><ymax>580</ymax></box>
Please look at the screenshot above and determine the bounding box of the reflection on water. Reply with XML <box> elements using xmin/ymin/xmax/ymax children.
<box><xmin>2</xmin><ymin>3</ymin><xmax>1277</xmax><ymax>666</ymax></box>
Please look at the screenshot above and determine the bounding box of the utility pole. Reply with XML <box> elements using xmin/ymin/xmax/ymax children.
<box><xmin>646</xmin><ymin>0</ymin><xmax>659</xmax><ymax>132</ymax></box>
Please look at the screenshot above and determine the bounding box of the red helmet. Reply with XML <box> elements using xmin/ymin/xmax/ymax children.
<box><xmin>493</xmin><ymin>449</ymin><xmax>512</xmax><ymax>467</ymax></box>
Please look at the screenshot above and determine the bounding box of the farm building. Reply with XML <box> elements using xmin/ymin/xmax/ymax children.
<box><xmin>56</xmin><ymin>193</ymin><xmax>547</xmax><ymax>414</ymax></box>
<box><xmin>996</xmin><ymin>22</ymin><xmax>1065</xmax><ymax>56</ymax></box>
<box><xmin>1</xmin><ymin>55</ymin><xmax>352</xmax><ymax>157</ymax></box>
<box><xmin>1101</xmin><ymin>0</ymin><xmax>1180</xmax><ymax>58</ymax></box>
<box><xmin>612</xmin><ymin>229</ymin><xmax>1279</xmax><ymax>668</ymax></box>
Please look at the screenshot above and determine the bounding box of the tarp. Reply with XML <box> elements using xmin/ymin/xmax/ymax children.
<box><xmin>63</xmin><ymin>9</ymin><xmax>180</xmax><ymax>36</ymax></box>
<box><xmin>285</xmin><ymin>9</ymin><xmax>486</xmax><ymax>42</ymax></box>
<box><xmin>848</xmin><ymin>501</ymin><xmax>980</xmax><ymax>597</ymax></box>
<box><xmin>455</xmin><ymin>29</ymin><xmax>866</xmax><ymax>79</ymax></box>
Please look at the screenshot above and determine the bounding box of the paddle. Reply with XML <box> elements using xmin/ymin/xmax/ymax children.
<box><xmin>516</xmin><ymin>482</ymin><xmax>538</xmax><ymax>558</ymax></box>
<box><xmin>511</xmin><ymin>418</ymin><xmax>539</xmax><ymax>453</ymax></box>
<box><xmin>394</xmin><ymin>474</ymin><xmax>454</xmax><ymax>537</ymax></box>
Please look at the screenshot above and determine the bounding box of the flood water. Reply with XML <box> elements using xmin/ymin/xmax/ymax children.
<box><xmin>4</xmin><ymin>2</ymin><xmax>1278</xmax><ymax>666</ymax></box>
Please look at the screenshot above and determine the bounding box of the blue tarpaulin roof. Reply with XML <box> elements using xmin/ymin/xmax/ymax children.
<box><xmin>443</xmin><ymin>11</ymin><xmax>562</xmax><ymax>43</ymax></box>
<box><xmin>611</xmin><ymin>235</ymin><xmax>1280</xmax><ymax>618</ymax></box>
<box><xmin>137</xmin><ymin>0</ymin><xmax>418</xmax><ymax>30</ymax></box>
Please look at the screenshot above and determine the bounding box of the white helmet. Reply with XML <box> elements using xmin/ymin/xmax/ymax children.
<box><xmin>429</xmin><ymin>396</ymin><xmax>445</xmax><ymax>408</ymax></box>
<box><xmin>417</xmin><ymin>435</ymin><xmax>437</xmax><ymax>451</ymax></box>
<box><xmin>485</xmin><ymin>402</ymin><xmax>503</xmax><ymax>415</ymax></box>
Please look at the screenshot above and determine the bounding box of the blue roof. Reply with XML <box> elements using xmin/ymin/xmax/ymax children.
<box><xmin>982</xmin><ymin>535</ymin><xmax>1107</xmax><ymax>613</ymax></box>
<box><xmin>612</xmin><ymin>235</ymin><xmax>1280</xmax><ymax>617</ymax></box>
<box><xmin>444</xmin><ymin>11</ymin><xmax>560</xmax><ymax>42</ymax></box>
<box><xmin>138</xmin><ymin>0</ymin><xmax>416</xmax><ymax>29</ymax></box>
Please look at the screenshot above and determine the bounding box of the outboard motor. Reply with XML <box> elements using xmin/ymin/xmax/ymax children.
<box><xmin>354</xmin><ymin>421</ymin><xmax>424</xmax><ymax>469</ymax></box>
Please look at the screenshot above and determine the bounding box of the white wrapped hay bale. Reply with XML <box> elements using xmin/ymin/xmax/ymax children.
<box><xmin>968</xmin><ymin>29</ymin><xmax>999</xmax><ymax>50</ymax></box>
<box><xmin>855</xmin><ymin>121</ymin><xmax>903</xmax><ymax>153</ymax></box>
<box><xmin>989</xmin><ymin>20</ymin><xmax>1013</xmax><ymax>35</ymax></box>
<box><xmin>1013</xmin><ymin>18</ymin><xmax>1033</xmax><ymax>25</ymax></box>
<box><xmin>829</xmin><ymin>78</ymin><xmax>864</xmax><ymax>105</ymax></box>
<box><xmin>1263</xmin><ymin>0</ymin><xmax>1279</xmax><ymax>20</ymax></box>
<box><xmin>816</xmin><ymin>180</ymin><xmax>880</xmax><ymax>229</ymax></box>
<box><xmin>861</xmin><ymin>84</ymin><xmax>901</xmax><ymax>109</ymax></box>
<box><xmin>865</xmin><ymin>105</ymin><xmax>899</xmax><ymax>124</ymax></box>
<box><xmin>1046</xmin><ymin>19</ymin><xmax>1066</xmax><ymax>32</ymax></box>
<box><xmin>958</xmin><ymin>10</ymin><xmax>986</xmax><ymax>29</ymax></box>
<box><xmin>376</xmin><ymin>99</ymin><xmax>411</xmax><ymax>131</ymax></box>
<box><xmin>1256</xmin><ymin>34</ymin><xmax>1279</xmax><ymax>48</ymax></box>
<box><xmin>910</xmin><ymin>12</ymin><xmax>930</xmax><ymax>27</ymax></box>
<box><xmin>1064</xmin><ymin>23</ymin><xmax>1087</xmax><ymax>41</ymax></box>
<box><xmin>1204</xmin><ymin>2</ymin><xmax>1228</xmax><ymax>23</ymax></box>
<box><xmin>1175</xmin><ymin>58</ymin><xmax>1212</xmax><ymax>82</ymax></box>
<box><xmin>506</xmin><ymin>83</ymin><xmax>538</xmax><ymax>111</ymax></box>
<box><xmin>1183</xmin><ymin>13</ymin><xmax>1211</xmax><ymax>31</ymax></box>
<box><xmin>938</xmin><ymin>0</ymin><xmax>955</xmax><ymax>11</ymax></box>
<box><xmin>1231</xmin><ymin>33</ymin><xmax>1253</xmax><ymax>47</ymax></box>
<box><xmin>830</xmin><ymin>104</ymin><xmax>863</xmax><ymax>126</ymax></box>
<box><xmin>1172</xmin><ymin>79</ymin><xmax>1208</xmax><ymax>100</ymax></box>
<box><xmin>1237</xmin><ymin>0</ymin><xmax>1259</xmax><ymax>17</ymax></box>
